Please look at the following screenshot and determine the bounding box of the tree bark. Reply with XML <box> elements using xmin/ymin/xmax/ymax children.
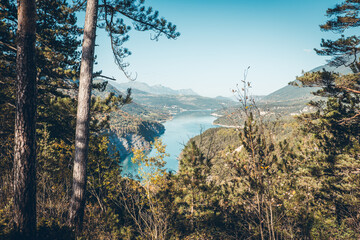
<box><xmin>14</xmin><ymin>0</ymin><xmax>37</xmax><ymax>238</ymax></box>
<box><xmin>68</xmin><ymin>0</ymin><xmax>98</xmax><ymax>233</ymax></box>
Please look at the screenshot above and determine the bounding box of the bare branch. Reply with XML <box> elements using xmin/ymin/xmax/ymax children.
<box><xmin>339</xmin><ymin>86</ymin><xmax>360</xmax><ymax>94</ymax></box>
<box><xmin>0</xmin><ymin>40</ymin><xmax>16</xmax><ymax>51</ymax></box>
<box><xmin>339</xmin><ymin>111</ymin><xmax>360</xmax><ymax>124</ymax></box>
<box><xmin>94</xmin><ymin>74</ymin><xmax>116</xmax><ymax>81</ymax></box>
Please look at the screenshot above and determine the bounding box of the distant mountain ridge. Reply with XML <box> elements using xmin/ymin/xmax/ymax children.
<box><xmin>214</xmin><ymin>61</ymin><xmax>353</xmax><ymax>126</ymax></box>
<box><xmin>259</xmin><ymin>62</ymin><xmax>352</xmax><ymax>104</ymax></box>
<box><xmin>91</xmin><ymin>80</ymin><xmax>169</xmax><ymax>159</ymax></box>
<box><xmin>110</xmin><ymin>81</ymin><xmax>236</xmax><ymax>113</ymax></box>
<box><xmin>111</xmin><ymin>81</ymin><xmax>198</xmax><ymax>96</ymax></box>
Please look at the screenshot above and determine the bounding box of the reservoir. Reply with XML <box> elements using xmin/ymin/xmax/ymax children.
<box><xmin>121</xmin><ymin>110</ymin><xmax>218</xmax><ymax>176</ymax></box>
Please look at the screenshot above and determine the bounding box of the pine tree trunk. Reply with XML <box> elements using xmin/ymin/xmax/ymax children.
<box><xmin>68</xmin><ymin>0</ymin><xmax>98</xmax><ymax>233</ymax></box>
<box><xmin>14</xmin><ymin>0</ymin><xmax>37</xmax><ymax>238</ymax></box>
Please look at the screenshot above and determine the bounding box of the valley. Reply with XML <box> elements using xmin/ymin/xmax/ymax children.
<box><xmin>3</xmin><ymin>1</ymin><xmax>360</xmax><ymax>238</ymax></box>
<box><xmin>93</xmin><ymin>79</ymin><xmax>236</xmax><ymax>160</ymax></box>
<box><xmin>96</xmin><ymin>60</ymin><xmax>352</xmax><ymax>163</ymax></box>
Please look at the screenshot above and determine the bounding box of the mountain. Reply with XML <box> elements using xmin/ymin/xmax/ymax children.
<box><xmin>92</xmin><ymin>79</ymin><xmax>238</xmax><ymax>157</ymax></box>
<box><xmin>215</xmin><ymin>96</ymin><xmax>237</xmax><ymax>102</ymax></box>
<box><xmin>92</xmin><ymin>80</ymin><xmax>168</xmax><ymax>159</ymax></box>
<box><xmin>260</xmin><ymin>62</ymin><xmax>352</xmax><ymax>104</ymax></box>
<box><xmin>111</xmin><ymin>81</ymin><xmax>198</xmax><ymax>96</ymax></box>
<box><xmin>214</xmin><ymin>62</ymin><xmax>353</xmax><ymax>126</ymax></box>
<box><xmin>127</xmin><ymin>92</ymin><xmax>235</xmax><ymax>113</ymax></box>
<box><xmin>259</xmin><ymin>85</ymin><xmax>320</xmax><ymax>105</ymax></box>
<box><xmin>111</xmin><ymin>81</ymin><xmax>236</xmax><ymax>113</ymax></box>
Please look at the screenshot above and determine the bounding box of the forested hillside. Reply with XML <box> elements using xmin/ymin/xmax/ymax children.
<box><xmin>1</xmin><ymin>0</ymin><xmax>360</xmax><ymax>239</ymax></box>
<box><xmin>112</xmin><ymin>81</ymin><xmax>198</xmax><ymax>96</ymax></box>
<box><xmin>214</xmin><ymin>61</ymin><xmax>353</xmax><ymax>126</ymax></box>
<box><xmin>112</xmin><ymin>82</ymin><xmax>236</xmax><ymax>114</ymax></box>
<box><xmin>92</xmin><ymin>80</ymin><xmax>168</xmax><ymax>158</ymax></box>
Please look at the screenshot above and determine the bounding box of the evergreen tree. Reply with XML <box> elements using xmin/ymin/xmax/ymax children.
<box><xmin>13</xmin><ymin>0</ymin><xmax>37</xmax><ymax>237</ymax></box>
<box><xmin>69</xmin><ymin>0</ymin><xmax>99</xmax><ymax>232</ymax></box>
<box><xmin>175</xmin><ymin>141</ymin><xmax>214</xmax><ymax>236</ymax></box>
<box><xmin>293</xmin><ymin>0</ymin><xmax>360</xmax><ymax>236</ymax></box>
<box><xmin>0</xmin><ymin>0</ymin><xmax>82</xmax><ymax>169</ymax></box>
<box><xmin>1</xmin><ymin>0</ymin><xmax>121</xmax><ymax>236</ymax></box>
<box><xmin>70</xmin><ymin>0</ymin><xmax>180</xmax><ymax>232</ymax></box>
<box><xmin>298</xmin><ymin>0</ymin><xmax>360</xmax><ymax>98</ymax></box>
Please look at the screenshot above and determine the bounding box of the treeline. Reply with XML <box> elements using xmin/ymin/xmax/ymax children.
<box><xmin>0</xmin><ymin>0</ymin><xmax>178</xmax><ymax>238</ymax></box>
<box><xmin>1</xmin><ymin>0</ymin><xmax>360</xmax><ymax>239</ymax></box>
<box><xmin>173</xmin><ymin>115</ymin><xmax>359</xmax><ymax>239</ymax></box>
<box><xmin>118</xmin><ymin>49</ymin><xmax>360</xmax><ymax>238</ymax></box>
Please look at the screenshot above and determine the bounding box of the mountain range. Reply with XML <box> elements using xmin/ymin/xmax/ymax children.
<box><xmin>259</xmin><ymin>62</ymin><xmax>352</xmax><ymax>104</ymax></box>
<box><xmin>214</xmin><ymin>61</ymin><xmax>353</xmax><ymax>126</ymax></box>
<box><xmin>95</xmin><ymin>59</ymin><xmax>353</xmax><ymax>134</ymax></box>
<box><xmin>109</xmin><ymin>81</ymin><xmax>236</xmax><ymax>113</ymax></box>
<box><xmin>92</xmin><ymin>79</ymin><xmax>237</xmax><ymax>159</ymax></box>
<box><xmin>111</xmin><ymin>81</ymin><xmax>198</xmax><ymax>96</ymax></box>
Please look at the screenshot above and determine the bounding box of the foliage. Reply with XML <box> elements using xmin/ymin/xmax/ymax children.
<box><xmin>174</xmin><ymin>141</ymin><xmax>215</xmax><ymax>235</ymax></box>
<box><xmin>93</xmin><ymin>0</ymin><xmax>180</xmax><ymax>78</ymax></box>
<box><xmin>113</xmin><ymin>139</ymin><xmax>170</xmax><ymax>240</ymax></box>
<box><xmin>2</xmin><ymin>0</ymin><xmax>360</xmax><ymax>239</ymax></box>
<box><xmin>132</xmin><ymin>138</ymin><xmax>168</xmax><ymax>184</ymax></box>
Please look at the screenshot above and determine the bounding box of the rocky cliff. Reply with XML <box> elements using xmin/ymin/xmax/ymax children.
<box><xmin>109</xmin><ymin>120</ymin><xmax>165</xmax><ymax>159</ymax></box>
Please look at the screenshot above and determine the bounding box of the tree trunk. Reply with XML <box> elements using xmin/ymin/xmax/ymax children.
<box><xmin>14</xmin><ymin>0</ymin><xmax>37</xmax><ymax>238</ymax></box>
<box><xmin>68</xmin><ymin>0</ymin><xmax>98</xmax><ymax>233</ymax></box>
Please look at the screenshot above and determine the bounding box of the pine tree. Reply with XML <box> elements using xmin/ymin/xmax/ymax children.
<box><xmin>293</xmin><ymin>0</ymin><xmax>360</xmax><ymax>236</ymax></box>
<box><xmin>1</xmin><ymin>0</ymin><xmax>79</xmax><ymax>236</ymax></box>
<box><xmin>297</xmin><ymin>0</ymin><xmax>360</xmax><ymax>101</ymax></box>
<box><xmin>69</xmin><ymin>0</ymin><xmax>99</xmax><ymax>232</ymax></box>
<box><xmin>13</xmin><ymin>0</ymin><xmax>37</xmax><ymax>237</ymax></box>
<box><xmin>0</xmin><ymin>0</ymin><xmax>82</xmax><ymax>167</ymax></box>
<box><xmin>175</xmin><ymin>141</ymin><xmax>213</xmax><ymax>235</ymax></box>
<box><xmin>70</xmin><ymin>0</ymin><xmax>180</xmax><ymax>232</ymax></box>
<box><xmin>0</xmin><ymin>0</ymin><xmax>132</xmax><ymax>237</ymax></box>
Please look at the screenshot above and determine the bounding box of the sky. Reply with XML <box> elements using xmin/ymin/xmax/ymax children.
<box><xmin>91</xmin><ymin>0</ymin><xmax>342</xmax><ymax>97</ymax></box>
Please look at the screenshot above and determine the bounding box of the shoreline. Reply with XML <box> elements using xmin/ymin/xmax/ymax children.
<box><xmin>121</xmin><ymin>110</ymin><xmax>220</xmax><ymax>173</ymax></box>
<box><xmin>212</xmin><ymin>123</ymin><xmax>240</xmax><ymax>128</ymax></box>
<box><xmin>210</xmin><ymin>113</ymin><xmax>223</xmax><ymax>117</ymax></box>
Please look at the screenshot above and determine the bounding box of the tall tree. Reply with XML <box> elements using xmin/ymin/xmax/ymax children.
<box><xmin>13</xmin><ymin>0</ymin><xmax>37</xmax><ymax>237</ymax></box>
<box><xmin>69</xmin><ymin>0</ymin><xmax>99</xmax><ymax>231</ymax></box>
<box><xmin>176</xmin><ymin>141</ymin><xmax>212</xmax><ymax>233</ymax></box>
<box><xmin>69</xmin><ymin>0</ymin><xmax>180</xmax><ymax>232</ymax></box>
<box><xmin>1</xmin><ymin>0</ymin><xmax>82</xmax><ymax>235</ymax></box>
<box><xmin>293</xmin><ymin>0</ymin><xmax>360</xmax><ymax>236</ymax></box>
<box><xmin>311</xmin><ymin>0</ymin><xmax>360</xmax><ymax>93</ymax></box>
<box><xmin>294</xmin><ymin>0</ymin><xmax>360</xmax><ymax>126</ymax></box>
<box><xmin>0</xmin><ymin>0</ymin><xmax>82</xmax><ymax>169</ymax></box>
<box><xmin>293</xmin><ymin>0</ymin><xmax>360</xmax><ymax>127</ymax></box>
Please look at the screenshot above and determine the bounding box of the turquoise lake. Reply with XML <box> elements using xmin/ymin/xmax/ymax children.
<box><xmin>121</xmin><ymin>110</ymin><xmax>218</xmax><ymax>176</ymax></box>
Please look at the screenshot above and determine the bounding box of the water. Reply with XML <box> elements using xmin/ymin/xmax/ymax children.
<box><xmin>121</xmin><ymin>110</ymin><xmax>218</xmax><ymax>176</ymax></box>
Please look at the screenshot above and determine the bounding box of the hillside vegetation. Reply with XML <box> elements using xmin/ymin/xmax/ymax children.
<box><xmin>2</xmin><ymin>0</ymin><xmax>360</xmax><ymax>239</ymax></box>
<box><xmin>214</xmin><ymin>62</ymin><xmax>353</xmax><ymax>127</ymax></box>
<box><xmin>112</xmin><ymin>82</ymin><xmax>236</xmax><ymax>114</ymax></box>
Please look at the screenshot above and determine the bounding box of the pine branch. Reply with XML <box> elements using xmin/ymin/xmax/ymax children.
<box><xmin>339</xmin><ymin>86</ymin><xmax>360</xmax><ymax>94</ymax></box>
<box><xmin>339</xmin><ymin>111</ymin><xmax>360</xmax><ymax>124</ymax></box>
<box><xmin>94</xmin><ymin>74</ymin><xmax>116</xmax><ymax>81</ymax></box>
<box><xmin>0</xmin><ymin>40</ymin><xmax>16</xmax><ymax>51</ymax></box>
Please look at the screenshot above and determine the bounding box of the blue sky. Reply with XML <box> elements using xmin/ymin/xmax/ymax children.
<box><xmin>91</xmin><ymin>0</ymin><xmax>342</xmax><ymax>97</ymax></box>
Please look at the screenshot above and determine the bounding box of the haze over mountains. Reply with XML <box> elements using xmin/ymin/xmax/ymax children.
<box><xmin>92</xmin><ymin>79</ymin><xmax>238</xmax><ymax>159</ymax></box>
<box><xmin>259</xmin><ymin>62</ymin><xmax>352</xmax><ymax>104</ymax></box>
<box><xmin>110</xmin><ymin>81</ymin><xmax>236</xmax><ymax>113</ymax></box>
<box><xmin>214</xmin><ymin>61</ymin><xmax>353</xmax><ymax>125</ymax></box>
<box><xmin>96</xmin><ymin>59</ymin><xmax>352</xmax><ymax>129</ymax></box>
<box><xmin>112</xmin><ymin>81</ymin><xmax>198</xmax><ymax>96</ymax></box>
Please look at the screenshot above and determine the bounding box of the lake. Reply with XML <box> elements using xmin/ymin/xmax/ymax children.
<box><xmin>121</xmin><ymin>110</ymin><xmax>218</xmax><ymax>176</ymax></box>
